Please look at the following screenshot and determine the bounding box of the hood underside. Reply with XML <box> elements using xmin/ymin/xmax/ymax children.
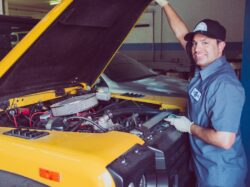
<box><xmin>0</xmin><ymin>0</ymin><xmax>151</xmax><ymax>100</ymax></box>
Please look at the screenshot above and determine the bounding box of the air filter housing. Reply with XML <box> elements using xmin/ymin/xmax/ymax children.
<box><xmin>50</xmin><ymin>94</ymin><xmax>98</xmax><ymax>116</ymax></box>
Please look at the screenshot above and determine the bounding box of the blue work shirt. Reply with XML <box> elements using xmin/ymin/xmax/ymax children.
<box><xmin>188</xmin><ymin>56</ymin><xmax>247</xmax><ymax>187</ymax></box>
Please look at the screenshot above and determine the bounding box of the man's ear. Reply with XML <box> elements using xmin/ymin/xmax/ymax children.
<box><xmin>218</xmin><ymin>41</ymin><xmax>226</xmax><ymax>53</ymax></box>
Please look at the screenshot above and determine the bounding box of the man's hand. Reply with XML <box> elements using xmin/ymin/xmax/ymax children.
<box><xmin>154</xmin><ymin>0</ymin><xmax>169</xmax><ymax>7</ymax></box>
<box><xmin>165</xmin><ymin>115</ymin><xmax>193</xmax><ymax>134</ymax></box>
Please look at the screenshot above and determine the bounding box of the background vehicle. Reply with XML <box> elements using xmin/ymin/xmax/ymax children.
<box><xmin>98</xmin><ymin>52</ymin><xmax>188</xmax><ymax>98</ymax></box>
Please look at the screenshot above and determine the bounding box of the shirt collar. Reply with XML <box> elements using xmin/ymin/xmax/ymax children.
<box><xmin>198</xmin><ymin>56</ymin><xmax>227</xmax><ymax>81</ymax></box>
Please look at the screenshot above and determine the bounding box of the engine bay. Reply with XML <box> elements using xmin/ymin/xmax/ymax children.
<box><xmin>0</xmin><ymin>93</ymin><xmax>178</xmax><ymax>139</ymax></box>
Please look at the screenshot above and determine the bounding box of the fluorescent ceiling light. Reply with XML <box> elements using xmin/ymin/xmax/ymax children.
<box><xmin>50</xmin><ymin>0</ymin><xmax>61</xmax><ymax>6</ymax></box>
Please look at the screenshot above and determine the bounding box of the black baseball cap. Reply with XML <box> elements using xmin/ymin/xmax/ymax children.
<box><xmin>184</xmin><ymin>19</ymin><xmax>226</xmax><ymax>41</ymax></box>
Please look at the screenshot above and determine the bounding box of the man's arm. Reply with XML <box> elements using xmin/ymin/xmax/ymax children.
<box><xmin>155</xmin><ymin>0</ymin><xmax>189</xmax><ymax>49</ymax></box>
<box><xmin>166</xmin><ymin>116</ymin><xmax>236</xmax><ymax>149</ymax></box>
<box><xmin>190</xmin><ymin>123</ymin><xmax>236</xmax><ymax>150</ymax></box>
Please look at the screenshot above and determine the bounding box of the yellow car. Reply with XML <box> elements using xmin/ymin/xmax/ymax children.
<box><xmin>0</xmin><ymin>0</ymin><xmax>191</xmax><ymax>186</ymax></box>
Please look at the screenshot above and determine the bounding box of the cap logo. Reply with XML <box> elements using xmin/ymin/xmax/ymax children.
<box><xmin>193</xmin><ymin>22</ymin><xmax>207</xmax><ymax>32</ymax></box>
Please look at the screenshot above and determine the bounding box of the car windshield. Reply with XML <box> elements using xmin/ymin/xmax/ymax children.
<box><xmin>105</xmin><ymin>53</ymin><xmax>158</xmax><ymax>82</ymax></box>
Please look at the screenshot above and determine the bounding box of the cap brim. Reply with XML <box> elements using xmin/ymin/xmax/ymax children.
<box><xmin>184</xmin><ymin>31</ymin><xmax>217</xmax><ymax>41</ymax></box>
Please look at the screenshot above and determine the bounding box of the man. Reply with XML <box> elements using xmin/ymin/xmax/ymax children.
<box><xmin>154</xmin><ymin>0</ymin><xmax>248</xmax><ymax>186</ymax></box>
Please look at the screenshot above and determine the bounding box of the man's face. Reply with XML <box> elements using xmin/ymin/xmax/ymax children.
<box><xmin>191</xmin><ymin>34</ymin><xmax>226</xmax><ymax>69</ymax></box>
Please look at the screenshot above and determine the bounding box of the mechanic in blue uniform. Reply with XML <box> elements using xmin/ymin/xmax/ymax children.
<box><xmin>154</xmin><ymin>0</ymin><xmax>248</xmax><ymax>186</ymax></box>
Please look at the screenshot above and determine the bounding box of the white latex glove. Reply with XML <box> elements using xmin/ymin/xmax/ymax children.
<box><xmin>154</xmin><ymin>0</ymin><xmax>169</xmax><ymax>7</ymax></box>
<box><xmin>165</xmin><ymin>115</ymin><xmax>193</xmax><ymax>134</ymax></box>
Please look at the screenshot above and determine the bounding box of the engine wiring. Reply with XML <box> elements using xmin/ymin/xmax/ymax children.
<box><xmin>29</xmin><ymin>111</ymin><xmax>48</xmax><ymax>128</ymax></box>
<box><xmin>63</xmin><ymin>116</ymin><xmax>108</xmax><ymax>132</ymax></box>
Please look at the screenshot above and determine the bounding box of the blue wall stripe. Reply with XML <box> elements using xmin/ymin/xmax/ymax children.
<box><xmin>120</xmin><ymin>42</ymin><xmax>242</xmax><ymax>51</ymax></box>
<box><xmin>241</xmin><ymin>0</ymin><xmax>250</xmax><ymax>185</ymax></box>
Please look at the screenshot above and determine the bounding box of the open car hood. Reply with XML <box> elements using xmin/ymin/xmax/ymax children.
<box><xmin>0</xmin><ymin>0</ymin><xmax>151</xmax><ymax>100</ymax></box>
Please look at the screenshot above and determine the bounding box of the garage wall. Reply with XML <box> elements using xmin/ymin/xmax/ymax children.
<box><xmin>162</xmin><ymin>0</ymin><xmax>245</xmax><ymax>42</ymax></box>
<box><xmin>0</xmin><ymin>1</ymin><xmax>3</xmax><ymax>14</ymax></box>
<box><xmin>4</xmin><ymin>0</ymin><xmax>246</xmax><ymax>74</ymax></box>
<box><xmin>6</xmin><ymin>0</ymin><xmax>51</xmax><ymax>19</ymax></box>
<box><xmin>8</xmin><ymin>8</ymin><xmax>47</xmax><ymax>19</ymax></box>
<box><xmin>121</xmin><ymin>0</ymin><xmax>245</xmax><ymax>73</ymax></box>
